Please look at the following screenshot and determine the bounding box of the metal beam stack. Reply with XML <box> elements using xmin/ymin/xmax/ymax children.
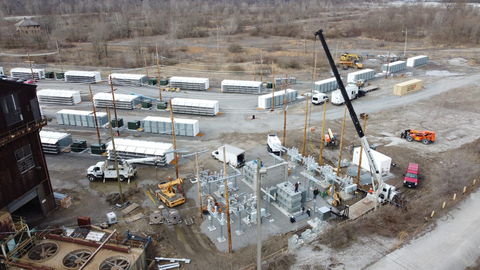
<box><xmin>141</xmin><ymin>116</ymin><xmax>199</xmax><ymax>137</ymax></box>
<box><xmin>10</xmin><ymin>68</ymin><xmax>45</xmax><ymax>79</ymax></box>
<box><xmin>93</xmin><ymin>93</ymin><xmax>141</xmax><ymax>110</ymax></box>
<box><xmin>221</xmin><ymin>80</ymin><xmax>263</xmax><ymax>94</ymax></box>
<box><xmin>274</xmin><ymin>77</ymin><xmax>296</xmax><ymax>86</ymax></box>
<box><xmin>106</xmin><ymin>138</ymin><xmax>174</xmax><ymax>166</ymax></box>
<box><xmin>56</xmin><ymin>109</ymin><xmax>108</xmax><ymax>127</ymax></box>
<box><xmin>169</xmin><ymin>76</ymin><xmax>209</xmax><ymax>91</ymax></box>
<box><xmin>171</xmin><ymin>98</ymin><xmax>219</xmax><ymax>116</ymax></box>
<box><xmin>37</xmin><ymin>89</ymin><xmax>81</xmax><ymax>105</ymax></box>
<box><xmin>65</xmin><ymin>71</ymin><xmax>102</xmax><ymax>83</ymax></box>
<box><xmin>39</xmin><ymin>130</ymin><xmax>73</xmax><ymax>154</ymax></box>
<box><xmin>110</xmin><ymin>73</ymin><xmax>147</xmax><ymax>86</ymax></box>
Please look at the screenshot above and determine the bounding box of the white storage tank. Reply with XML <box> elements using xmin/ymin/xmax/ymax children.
<box><xmin>406</xmin><ymin>55</ymin><xmax>428</xmax><ymax>67</ymax></box>
<box><xmin>257</xmin><ymin>89</ymin><xmax>298</xmax><ymax>109</ymax></box>
<box><xmin>169</xmin><ymin>76</ymin><xmax>209</xmax><ymax>91</ymax></box>
<box><xmin>170</xmin><ymin>98</ymin><xmax>219</xmax><ymax>116</ymax></box>
<box><xmin>10</xmin><ymin>68</ymin><xmax>45</xmax><ymax>79</ymax></box>
<box><xmin>141</xmin><ymin>116</ymin><xmax>200</xmax><ymax>137</ymax></box>
<box><xmin>352</xmin><ymin>147</ymin><xmax>391</xmax><ymax>178</ymax></box>
<box><xmin>106</xmin><ymin>138</ymin><xmax>174</xmax><ymax>166</ymax></box>
<box><xmin>37</xmin><ymin>89</ymin><xmax>81</xmax><ymax>105</ymax></box>
<box><xmin>382</xmin><ymin>61</ymin><xmax>406</xmax><ymax>74</ymax></box>
<box><xmin>65</xmin><ymin>71</ymin><xmax>102</xmax><ymax>83</ymax></box>
<box><xmin>221</xmin><ymin>80</ymin><xmax>263</xmax><ymax>94</ymax></box>
<box><xmin>315</xmin><ymin>77</ymin><xmax>339</xmax><ymax>93</ymax></box>
<box><xmin>347</xmin><ymin>69</ymin><xmax>376</xmax><ymax>83</ymax></box>
<box><xmin>110</xmin><ymin>73</ymin><xmax>147</xmax><ymax>86</ymax></box>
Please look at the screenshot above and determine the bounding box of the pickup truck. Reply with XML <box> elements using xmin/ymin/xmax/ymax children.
<box><xmin>403</xmin><ymin>163</ymin><xmax>419</xmax><ymax>188</ymax></box>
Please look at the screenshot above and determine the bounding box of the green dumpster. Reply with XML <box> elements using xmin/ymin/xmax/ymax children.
<box><xmin>111</xmin><ymin>118</ymin><xmax>124</xmax><ymax>128</ymax></box>
<box><xmin>56</xmin><ymin>72</ymin><xmax>65</xmax><ymax>80</ymax></box>
<box><xmin>148</xmin><ymin>78</ymin><xmax>158</xmax><ymax>86</ymax></box>
<box><xmin>90</xmin><ymin>143</ymin><xmax>106</xmax><ymax>155</ymax></box>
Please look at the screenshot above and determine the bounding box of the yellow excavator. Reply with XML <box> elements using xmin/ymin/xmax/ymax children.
<box><xmin>340</xmin><ymin>53</ymin><xmax>363</xmax><ymax>62</ymax></box>
<box><xmin>338</xmin><ymin>53</ymin><xmax>363</xmax><ymax>70</ymax></box>
<box><xmin>156</xmin><ymin>178</ymin><xmax>186</xmax><ymax>207</ymax></box>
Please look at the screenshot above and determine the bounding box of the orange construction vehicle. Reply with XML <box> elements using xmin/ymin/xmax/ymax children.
<box><xmin>324</xmin><ymin>128</ymin><xmax>338</xmax><ymax>147</ymax></box>
<box><xmin>401</xmin><ymin>129</ymin><xmax>436</xmax><ymax>145</ymax></box>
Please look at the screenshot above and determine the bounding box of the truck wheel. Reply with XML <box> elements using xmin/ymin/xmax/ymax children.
<box><xmin>120</xmin><ymin>175</ymin><xmax>125</xmax><ymax>182</ymax></box>
<box><xmin>88</xmin><ymin>175</ymin><xmax>96</xmax><ymax>182</ymax></box>
<box><xmin>406</xmin><ymin>135</ymin><xmax>414</xmax><ymax>142</ymax></box>
<box><xmin>422</xmin><ymin>138</ymin><xmax>430</xmax><ymax>145</ymax></box>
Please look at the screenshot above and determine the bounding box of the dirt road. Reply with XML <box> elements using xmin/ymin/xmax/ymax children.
<box><xmin>367</xmin><ymin>189</ymin><xmax>480</xmax><ymax>270</ymax></box>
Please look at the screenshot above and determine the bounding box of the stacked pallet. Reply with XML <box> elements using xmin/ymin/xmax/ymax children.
<box><xmin>169</xmin><ymin>76</ymin><xmax>209</xmax><ymax>91</ymax></box>
<box><xmin>10</xmin><ymin>68</ymin><xmax>45</xmax><ymax>79</ymax></box>
<box><xmin>65</xmin><ymin>71</ymin><xmax>102</xmax><ymax>83</ymax></box>
<box><xmin>258</xmin><ymin>89</ymin><xmax>298</xmax><ymax>109</ymax></box>
<box><xmin>106</xmin><ymin>138</ymin><xmax>174</xmax><ymax>166</ymax></box>
<box><xmin>171</xmin><ymin>98</ymin><xmax>219</xmax><ymax>116</ymax></box>
<box><xmin>110</xmin><ymin>73</ymin><xmax>147</xmax><ymax>86</ymax></box>
<box><xmin>274</xmin><ymin>77</ymin><xmax>296</xmax><ymax>86</ymax></box>
<box><xmin>37</xmin><ymin>89</ymin><xmax>81</xmax><ymax>105</ymax></box>
<box><xmin>221</xmin><ymin>80</ymin><xmax>263</xmax><ymax>94</ymax></box>
<box><xmin>93</xmin><ymin>93</ymin><xmax>141</xmax><ymax>110</ymax></box>
<box><xmin>56</xmin><ymin>109</ymin><xmax>108</xmax><ymax>127</ymax></box>
<box><xmin>39</xmin><ymin>131</ymin><xmax>73</xmax><ymax>154</ymax></box>
<box><xmin>141</xmin><ymin>116</ymin><xmax>199</xmax><ymax>137</ymax></box>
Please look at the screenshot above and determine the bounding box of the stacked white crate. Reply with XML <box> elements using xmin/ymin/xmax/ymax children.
<box><xmin>93</xmin><ymin>93</ymin><xmax>141</xmax><ymax>110</ymax></box>
<box><xmin>40</xmin><ymin>131</ymin><xmax>73</xmax><ymax>154</ymax></box>
<box><xmin>110</xmin><ymin>73</ymin><xmax>147</xmax><ymax>86</ymax></box>
<box><xmin>221</xmin><ymin>80</ymin><xmax>263</xmax><ymax>94</ymax></box>
<box><xmin>274</xmin><ymin>77</ymin><xmax>296</xmax><ymax>85</ymax></box>
<box><xmin>347</xmin><ymin>69</ymin><xmax>376</xmax><ymax>83</ymax></box>
<box><xmin>171</xmin><ymin>98</ymin><xmax>219</xmax><ymax>116</ymax></box>
<box><xmin>141</xmin><ymin>116</ymin><xmax>199</xmax><ymax>137</ymax></box>
<box><xmin>382</xmin><ymin>61</ymin><xmax>407</xmax><ymax>74</ymax></box>
<box><xmin>257</xmin><ymin>89</ymin><xmax>298</xmax><ymax>109</ymax></box>
<box><xmin>56</xmin><ymin>109</ymin><xmax>108</xmax><ymax>127</ymax></box>
<box><xmin>65</xmin><ymin>71</ymin><xmax>102</xmax><ymax>83</ymax></box>
<box><xmin>169</xmin><ymin>76</ymin><xmax>209</xmax><ymax>91</ymax></box>
<box><xmin>315</xmin><ymin>78</ymin><xmax>339</xmax><ymax>93</ymax></box>
<box><xmin>37</xmin><ymin>89</ymin><xmax>81</xmax><ymax>105</ymax></box>
<box><xmin>106</xmin><ymin>138</ymin><xmax>174</xmax><ymax>166</ymax></box>
<box><xmin>10</xmin><ymin>68</ymin><xmax>45</xmax><ymax>79</ymax></box>
<box><xmin>406</xmin><ymin>55</ymin><xmax>428</xmax><ymax>67</ymax></box>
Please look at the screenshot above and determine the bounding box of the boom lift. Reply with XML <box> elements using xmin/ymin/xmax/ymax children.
<box><xmin>324</xmin><ymin>128</ymin><xmax>338</xmax><ymax>147</ymax></box>
<box><xmin>315</xmin><ymin>29</ymin><xmax>398</xmax><ymax>205</ymax></box>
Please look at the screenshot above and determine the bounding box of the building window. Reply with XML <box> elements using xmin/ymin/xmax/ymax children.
<box><xmin>1</xmin><ymin>93</ymin><xmax>23</xmax><ymax>126</ymax></box>
<box><xmin>15</xmin><ymin>145</ymin><xmax>35</xmax><ymax>174</ymax></box>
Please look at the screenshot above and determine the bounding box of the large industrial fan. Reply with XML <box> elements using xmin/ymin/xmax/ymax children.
<box><xmin>62</xmin><ymin>249</ymin><xmax>92</xmax><ymax>269</ymax></box>
<box><xmin>99</xmin><ymin>256</ymin><xmax>131</xmax><ymax>270</ymax></box>
<box><xmin>27</xmin><ymin>242</ymin><xmax>59</xmax><ymax>262</ymax></box>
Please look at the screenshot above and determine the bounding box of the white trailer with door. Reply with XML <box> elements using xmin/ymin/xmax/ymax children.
<box><xmin>211</xmin><ymin>145</ymin><xmax>246</xmax><ymax>168</ymax></box>
<box><xmin>352</xmin><ymin>147</ymin><xmax>392</xmax><ymax>178</ymax></box>
<box><xmin>330</xmin><ymin>85</ymin><xmax>358</xmax><ymax>105</ymax></box>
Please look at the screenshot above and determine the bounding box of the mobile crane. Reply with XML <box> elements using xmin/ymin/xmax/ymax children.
<box><xmin>314</xmin><ymin>29</ymin><xmax>398</xmax><ymax>205</ymax></box>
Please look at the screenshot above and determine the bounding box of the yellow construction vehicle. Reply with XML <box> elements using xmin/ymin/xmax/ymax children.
<box><xmin>340</xmin><ymin>53</ymin><xmax>363</xmax><ymax>62</ymax></box>
<box><xmin>337</xmin><ymin>60</ymin><xmax>363</xmax><ymax>70</ymax></box>
<box><xmin>324</xmin><ymin>128</ymin><xmax>338</xmax><ymax>147</ymax></box>
<box><xmin>156</xmin><ymin>178</ymin><xmax>186</xmax><ymax>207</ymax></box>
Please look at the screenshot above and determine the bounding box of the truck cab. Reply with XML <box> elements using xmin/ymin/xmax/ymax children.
<box><xmin>267</xmin><ymin>134</ymin><xmax>282</xmax><ymax>155</ymax></box>
<box><xmin>312</xmin><ymin>92</ymin><xmax>329</xmax><ymax>105</ymax></box>
<box><xmin>404</xmin><ymin>163</ymin><xmax>419</xmax><ymax>188</ymax></box>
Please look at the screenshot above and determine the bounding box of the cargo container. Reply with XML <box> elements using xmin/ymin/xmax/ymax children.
<box><xmin>10</xmin><ymin>68</ymin><xmax>45</xmax><ymax>79</ymax></box>
<box><xmin>169</xmin><ymin>76</ymin><xmax>209</xmax><ymax>91</ymax></box>
<box><xmin>109</xmin><ymin>73</ymin><xmax>147</xmax><ymax>86</ymax></box>
<box><xmin>382</xmin><ymin>61</ymin><xmax>406</xmax><ymax>74</ymax></box>
<box><xmin>65</xmin><ymin>71</ymin><xmax>102</xmax><ymax>83</ymax></box>
<box><xmin>37</xmin><ymin>89</ymin><xmax>81</xmax><ymax>105</ymax></box>
<box><xmin>141</xmin><ymin>116</ymin><xmax>199</xmax><ymax>137</ymax></box>
<box><xmin>352</xmin><ymin>147</ymin><xmax>391</xmax><ymax>178</ymax></box>
<box><xmin>393</xmin><ymin>79</ymin><xmax>423</xmax><ymax>96</ymax></box>
<box><xmin>171</xmin><ymin>98</ymin><xmax>219</xmax><ymax>116</ymax></box>
<box><xmin>315</xmin><ymin>77</ymin><xmax>340</xmax><ymax>93</ymax></box>
<box><xmin>257</xmin><ymin>89</ymin><xmax>298</xmax><ymax>109</ymax></box>
<box><xmin>221</xmin><ymin>80</ymin><xmax>263</xmax><ymax>94</ymax></box>
<box><xmin>406</xmin><ymin>55</ymin><xmax>428</xmax><ymax>67</ymax></box>
<box><xmin>347</xmin><ymin>69</ymin><xmax>376</xmax><ymax>83</ymax></box>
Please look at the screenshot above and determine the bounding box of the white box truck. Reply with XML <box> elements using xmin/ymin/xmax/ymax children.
<box><xmin>330</xmin><ymin>85</ymin><xmax>358</xmax><ymax>105</ymax></box>
<box><xmin>212</xmin><ymin>145</ymin><xmax>246</xmax><ymax>168</ymax></box>
<box><xmin>352</xmin><ymin>147</ymin><xmax>391</xmax><ymax>178</ymax></box>
<box><xmin>267</xmin><ymin>134</ymin><xmax>282</xmax><ymax>155</ymax></box>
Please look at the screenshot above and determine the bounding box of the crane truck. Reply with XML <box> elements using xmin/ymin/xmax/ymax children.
<box><xmin>87</xmin><ymin>156</ymin><xmax>163</xmax><ymax>183</ymax></box>
<box><xmin>315</xmin><ymin>29</ymin><xmax>398</xmax><ymax>205</ymax></box>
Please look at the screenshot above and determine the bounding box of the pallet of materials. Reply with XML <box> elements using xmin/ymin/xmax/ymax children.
<box><xmin>110</xmin><ymin>73</ymin><xmax>147</xmax><ymax>86</ymax></box>
<box><xmin>65</xmin><ymin>71</ymin><xmax>102</xmax><ymax>83</ymax></box>
<box><xmin>347</xmin><ymin>69</ymin><xmax>376</xmax><ymax>84</ymax></box>
<box><xmin>382</xmin><ymin>61</ymin><xmax>407</xmax><ymax>74</ymax></box>
<box><xmin>315</xmin><ymin>78</ymin><xmax>339</xmax><ymax>93</ymax></box>
<box><xmin>93</xmin><ymin>93</ymin><xmax>141</xmax><ymax>110</ymax></box>
<box><xmin>56</xmin><ymin>109</ymin><xmax>108</xmax><ymax>127</ymax></box>
<box><xmin>10</xmin><ymin>68</ymin><xmax>45</xmax><ymax>79</ymax></box>
<box><xmin>258</xmin><ymin>89</ymin><xmax>298</xmax><ymax>109</ymax></box>
<box><xmin>141</xmin><ymin>116</ymin><xmax>200</xmax><ymax>137</ymax></box>
<box><xmin>171</xmin><ymin>98</ymin><xmax>219</xmax><ymax>116</ymax></box>
<box><xmin>37</xmin><ymin>89</ymin><xmax>81</xmax><ymax>105</ymax></box>
<box><xmin>406</xmin><ymin>55</ymin><xmax>428</xmax><ymax>67</ymax></box>
<box><xmin>221</xmin><ymin>80</ymin><xmax>263</xmax><ymax>94</ymax></box>
<box><xmin>106</xmin><ymin>138</ymin><xmax>174</xmax><ymax>166</ymax></box>
<box><xmin>40</xmin><ymin>130</ymin><xmax>73</xmax><ymax>154</ymax></box>
<box><xmin>169</xmin><ymin>76</ymin><xmax>209</xmax><ymax>91</ymax></box>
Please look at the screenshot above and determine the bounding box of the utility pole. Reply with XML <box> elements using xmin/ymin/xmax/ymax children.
<box><xmin>106</xmin><ymin>107</ymin><xmax>124</xmax><ymax>204</ymax></box>
<box><xmin>222</xmin><ymin>147</ymin><xmax>232</xmax><ymax>253</ymax></box>
<box><xmin>311</xmin><ymin>52</ymin><xmax>317</xmax><ymax>94</ymax></box>
<box><xmin>144</xmin><ymin>54</ymin><xmax>149</xmax><ymax>79</ymax></box>
<box><xmin>357</xmin><ymin>114</ymin><xmax>368</xmax><ymax>186</ymax></box>
<box><xmin>196</xmin><ymin>153</ymin><xmax>202</xmax><ymax>218</ymax></box>
<box><xmin>282</xmin><ymin>75</ymin><xmax>290</xmax><ymax>147</ymax></box>
<box><xmin>302</xmin><ymin>94</ymin><xmax>309</xmax><ymax>157</ymax></box>
<box><xmin>253</xmin><ymin>60</ymin><xmax>256</xmax><ymax>81</ymax></box>
<box><xmin>109</xmin><ymin>71</ymin><xmax>120</xmax><ymax>136</ymax></box>
<box><xmin>27</xmin><ymin>53</ymin><xmax>35</xmax><ymax>81</ymax></box>
<box><xmin>56</xmin><ymin>40</ymin><xmax>64</xmax><ymax>72</ymax></box>
<box><xmin>403</xmin><ymin>28</ymin><xmax>408</xmax><ymax>59</ymax></box>
<box><xmin>385</xmin><ymin>42</ymin><xmax>392</xmax><ymax>79</ymax></box>
<box><xmin>260</xmin><ymin>53</ymin><xmax>263</xmax><ymax>82</ymax></box>
<box><xmin>256</xmin><ymin>158</ymin><xmax>262</xmax><ymax>270</ymax></box>
<box><xmin>336</xmin><ymin>106</ymin><xmax>347</xmax><ymax>176</ymax></box>
<box><xmin>319</xmin><ymin>100</ymin><xmax>327</xmax><ymax>166</ymax></box>
<box><xmin>271</xmin><ymin>61</ymin><xmax>275</xmax><ymax>111</ymax></box>
<box><xmin>156</xmin><ymin>45</ymin><xmax>163</xmax><ymax>101</ymax></box>
<box><xmin>89</xmin><ymin>84</ymin><xmax>101</xmax><ymax>144</ymax></box>
<box><xmin>169</xmin><ymin>100</ymin><xmax>179</xmax><ymax>179</ymax></box>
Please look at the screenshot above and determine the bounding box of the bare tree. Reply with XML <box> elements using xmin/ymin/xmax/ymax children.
<box><xmin>89</xmin><ymin>23</ymin><xmax>110</xmax><ymax>60</ymax></box>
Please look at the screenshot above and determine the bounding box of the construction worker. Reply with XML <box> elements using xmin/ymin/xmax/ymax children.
<box><xmin>168</xmin><ymin>176</ymin><xmax>171</xmax><ymax>182</ymax></box>
<box><xmin>313</xmin><ymin>187</ymin><xmax>319</xmax><ymax>199</ymax></box>
<box><xmin>294</xmin><ymin>182</ymin><xmax>300</xmax><ymax>192</ymax></box>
